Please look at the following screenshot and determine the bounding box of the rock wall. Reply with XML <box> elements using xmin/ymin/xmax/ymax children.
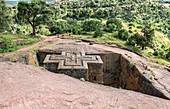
<box><xmin>98</xmin><ymin>52</ymin><xmax>121</xmax><ymax>87</ymax></box>
<box><xmin>0</xmin><ymin>52</ymin><xmax>37</xmax><ymax>65</ymax></box>
<box><xmin>37</xmin><ymin>51</ymin><xmax>55</xmax><ymax>65</ymax></box>
<box><xmin>37</xmin><ymin>50</ymin><xmax>169</xmax><ymax>99</ymax></box>
<box><xmin>99</xmin><ymin>52</ymin><xmax>168</xmax><ymax>99</ymax></box>
<box><xmin>88</xmin><ymin>63</ymin><xmax>104</xmax><ymax>83</ymax></box>
<box><xmin>119</xmin><ymin>56</ymin><xmax>168</xmax><ymax>99</ymax></box>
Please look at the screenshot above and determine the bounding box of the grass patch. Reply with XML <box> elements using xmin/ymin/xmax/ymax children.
<box><xmin>0</xmin><ymin>34</ymin><xmax>43</xmax><ymax>53</ymax></box>
<box><xmin>96</xmin><ymin>34</ymin><xmax>126</xmax><ymax>46</ymax></box>
<box><xmin>150</xmin><ymin>57</ymin><xmax>170</xmax><ymax>65</ymax></box>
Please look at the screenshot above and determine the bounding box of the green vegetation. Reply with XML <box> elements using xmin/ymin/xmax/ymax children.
<box><xmin>0</xmin><ymin>0</ymin><xmax>170</xmax><ymax>65</ymax></box>
<box><xmin>0</xmin><ymin>0</ymin><xmax>13</xmax><ymax>32</ymax></box>
<box><xmin>0</xmin><ymin>33</ymin><xmax>42</xmax><ymax>53</ymax></box>
<box><xmin>17</xmin><ymin>0</ymin><xmax>52</xmax><ymax>35</ymax></box>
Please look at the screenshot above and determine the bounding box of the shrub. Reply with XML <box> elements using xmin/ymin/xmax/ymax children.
<box><xmin>166</xmin><ymin>48</ymin><xmax>170</xmax><ymax>60</ymax></box>
<box><xmin>128</xmin><ymin>29</ymin><xmax>133</xmax><ymax>33</ymax></box>
<box><xmin>117</xmin><ymin>29</ymin><xmax>130</xmax><ymax>41</ymax></box>
<box><xmin>82</xmin><ymin>19</ymin><xmax>102</xmax><ymax>32</ymax></box>
<box><xmin>106</xmin><ymin>18</ymin><xmax>123</xmax><ymax>31</ymax></box>
<box><xmin>104</xmin><ymin>23</ymin><xmax>117</xmax><ymax>32</ymax></box>
<box><xmin>93</xmin><ymin>29</ymin><xmax>103</xmax><ymax>38</ymax></box>
<box><xmin>126</xmin><ymin>35</ymin><xmax>136</xmax><ymax>46</ymax></box>
<box><xmin>0</xmin><ymin>36</ymin><xmax>12</xmax><ymax>49</ymax></box>
<box><xmin>38</xmin><ymin>25</ymin><xmax>51</xmax><ymax>35</ymax></box>
<box><xmin>129</xmin><ymin>26</ymin><xmax>132</xmax><ymax>29</ymax></box>
<box><xmin>49</xmin><ymin>19</ymin><xmax>70</xmax><ymax>34</ymax></box>
<box><xmin>153</xmin><ymin>50</ymin><xmax>159</xmax><ymax>56</ymax></box>
<box><xmin>128</xmin><ymin>22</ymin><xmax>135</xmax><ymax>27</ymax></box>
<box><xmin>0</xmin><ymin>36</ymin><xmax>18</xmax><ymax>53</ymax></box>
<box><xmin>126</xmin><ymin>33</ymin><xmax>147</xmax><ymax>50</ymax></box>
<box><xmin>137</xmin><ymin>25</ymin><xmax>143</xmax><ymax>29</ymax></box>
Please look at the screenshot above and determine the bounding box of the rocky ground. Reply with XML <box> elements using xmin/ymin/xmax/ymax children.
<box><xmin>38</xmin><ymin>38</ymin><xmax>170</xmax><ymax>99</ymax></box>
<box><xmin>1</xmin><ymin>35</ymin><xmax>170</xmax><ymax>109</ymax></box>
<box><xmin>0</xmin><ymin>62</ymin><xmax>170</xmax><ymax>109</ymax></box>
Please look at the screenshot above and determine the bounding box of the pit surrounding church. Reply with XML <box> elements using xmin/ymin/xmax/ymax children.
<box><xmin>37</xmin><ymin>43</ymin><xmax>170</xmax><ymax>99</ymax></box>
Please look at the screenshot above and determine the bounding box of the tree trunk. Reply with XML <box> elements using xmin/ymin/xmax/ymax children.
<box><xmin>27</xmin><ymin>19</ymin><xmax>36</xmax><ymax>36</ymax></box>
<box><xmin>142</xmin><ymin>46</ymin><xmax>145</xmax><ymax>50</ymax></box>
<box><xmin>32</xmin><ymin>26</ymin><xmax>36</xmax><ymax>36</ymax></box>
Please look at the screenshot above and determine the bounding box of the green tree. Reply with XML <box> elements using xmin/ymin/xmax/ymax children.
<box><xmin>105</xmin><ymin>23</ymin><xmax>117</xmax><ymax>32</ymax></box>
<box><xmin>82</xmin><ymin>19</ymin><xmax>102</xmax><ymax>32</ymax></box>
<box><xmin>49</xmin><ymin>19</ymin><xmax>70</xmax><ymax>34</ymax></box>
<box><xmin>142</xmin><ymin>24</ymin><xmax>155</xmax><ymax>47</ymax></box>
<box><xmin>17</xmin><ymin>0</ymin><xmax>52</xmax><ymax>35</ymax></box>
<box><xmin>127</xmin><ymin>33</ymin><xmax>147</xmax><ymax>50</ymax></box>
<box><xmin>0</xmin><ymin>0</ymin><xmax>13</xmax><ymax>32</ymax></box>
<box><xmin>106</xmin><ymin>18</ymin><xmax>123</xmax><ymax>31</ymax></box>
<box><xmin>117</xmin><ymin>29</ymin><xmax>130</xmax><ymax>41</ymax></box>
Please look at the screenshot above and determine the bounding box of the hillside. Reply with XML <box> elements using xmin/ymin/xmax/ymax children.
<box><xmin>6</xmin><ymin>0</ymin><xmax>53</xmax><ymax>5</ymax></box>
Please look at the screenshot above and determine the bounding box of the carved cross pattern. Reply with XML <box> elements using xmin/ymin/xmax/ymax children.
<box><xmin>43</xmin><ymin>51</ymin><xmax>103</xmax><ymax>69</ymax></box>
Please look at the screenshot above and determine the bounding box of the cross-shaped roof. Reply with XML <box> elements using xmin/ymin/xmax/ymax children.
<box><xmin>43</xmin><ymin>51</ymin><xmax>103</xmax><ymax>69</ymax></box>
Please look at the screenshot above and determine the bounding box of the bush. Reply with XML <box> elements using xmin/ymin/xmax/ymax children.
<box><xmin>137</xmin><ymin>25</ymin><xmax>143</xmax><ymax>29</ymax></box>
<box><xmin>38</xmin><ymin>25</ymin><xmax>51</xmax><ymax>35</ymax></box>
<box><xmin>117</xmin><ymin>29</ymin><xmax>130</xmax><ymax>41</ymax></box>
<box><xmin>166</xmin><ymin>48</ymin><xmax>170</xmax><ymax>60</ymax></box>
<box><xmin>153</xmin><ymin>50</ymin><xmax>159</xmax><ymax>56</ymax></box>
<box><xmin>104</xmin><ymin>23</ymin><xmax>117</xmax><ymax>32</ymax></box>
<box><xmin>82</xmin><ymin>19</ymin><xmax>102</xmax><ymax>32</ymax></box>
<box><xmin>106</xmin><ymin>18</ymin><xmax>123</xmax><ymax>31</ymax></box>
<box><xmin>0</xmin><ymin>36</ymin><xmax>18</xmax><ymax>53</ymax></box>
<box><xmin>93</xmin><ymin>29</ymin><xmax>103</xmax><ymax>38</ymax></box>
<box><xmin>129</xmin><ymin>26</ymin><xmax>132</xmax><ymax>29</ymax></box>
<box><xmin>126</xmin><ymin>33</ymin><xmax>147</xmax><ymax>50</ymax></box>
<box><xmin>72</xmin><ymin>27</ymin><xmax>83</xmax><ymax>35</ymax></box>
<box><xmin>0</xmin><ymin>36</ymin><xmax>12</xmax><ymax>49</ymax></box>
<box><xmin>126</xmin><ymin>35</ymin><xmax>136</xmax><ymax>46</ymax></box>
<box><xmin>49</xmin><ymin>19</ymin><xmax>70</xmax><ymax>34</ymax></box>
<box><xmin>128</xmin><ymin>29</ymin><xmax>133</xmax><ymax>33</ymax></box>
<box><xmin>111</xmin><ymin>31</ymin><xmax>118</xmax><ymax>38</ymax></box>
<box><xmin>128</xmin><ymin>22</ymin><xmax>135</xmax><ymax>27</ymax></box>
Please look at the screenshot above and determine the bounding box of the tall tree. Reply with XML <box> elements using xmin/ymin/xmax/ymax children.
<box><xmin>0</xmin><ymin>0</ymin><xmax>13</xmax><ymax>32</ymax></box>
<box><xmin>142</xmin><ymin>24</ymin><xmax>155</xmax><ymax>47</ymax></box>
<box><xmin>17</xmin><ymin>0</ymin><xmax>52</xmax><ymax>35</ymax></box>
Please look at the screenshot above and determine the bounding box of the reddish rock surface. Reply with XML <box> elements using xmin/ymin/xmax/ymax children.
<box><xmin>0</xmin><ymin>62</ymin><xmax>170</xmax><ymax>109</ymax></box>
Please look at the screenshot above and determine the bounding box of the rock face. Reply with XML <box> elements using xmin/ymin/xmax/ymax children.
<box><xmin>37</xmin><ymin>43</ymin><xmax>170</xmax><ymax>99</ymax></box>
<box><xmin>119</xmin><ymin>56</ymin><xmax>168</xmax><ymax>99</ymax></box>
<box><xmin>1</xmin><ymin>38</ymin><xmax>170</xmax><ymax>100</ymax></box>
<box><xmin>0</xmin><ymin>62</ymin><xmax>170</xmax><ymax>109</ymax></box>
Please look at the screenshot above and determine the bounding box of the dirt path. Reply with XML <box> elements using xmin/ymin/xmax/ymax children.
<box><xmin>0</xmin><ymin>35</ymin><xmax>59</xmax><ymax>57</ymax></box>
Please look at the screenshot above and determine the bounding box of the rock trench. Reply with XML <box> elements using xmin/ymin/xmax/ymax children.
<box><xmin>36</xmin><ymin>43</ymin><xmax>169</xmax><ymax>99</ymax></box>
